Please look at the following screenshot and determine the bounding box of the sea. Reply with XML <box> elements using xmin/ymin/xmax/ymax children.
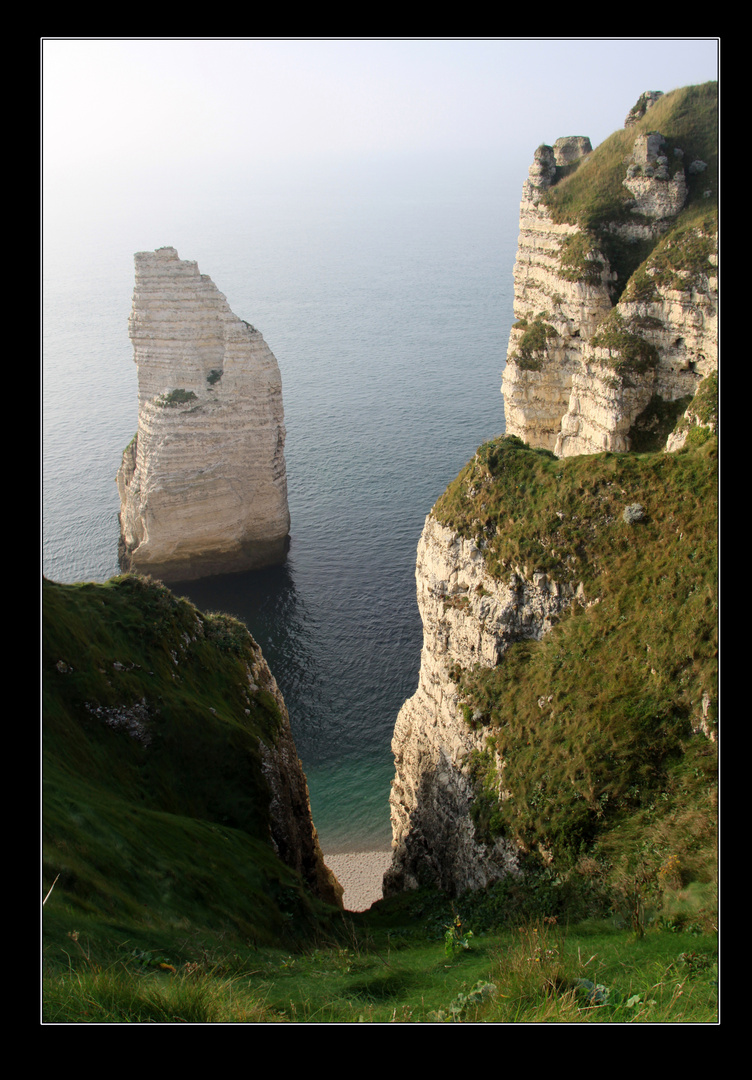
<box><xmin>42</xmin><ymin>153</ymin><xmax>524</xmax><ymax>854</ymax></box>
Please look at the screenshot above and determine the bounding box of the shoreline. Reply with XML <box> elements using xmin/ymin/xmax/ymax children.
<box><xmin>323</xmin><ymin>849</ymin><xmax>394</xmax><ymax>913</ymax></box>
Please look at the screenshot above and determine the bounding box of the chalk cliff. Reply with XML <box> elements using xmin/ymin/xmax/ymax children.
<box><xmin>385</xmin><ymin>85</ymin><xmax>718</xmax><ymax>900</ymax></box>
<box><xmin>117</xmin><ymin>247</ymin><xmax>290</xmax><ymax>583</ymax></box>
<box><xmin>501</xmin><ymin>85</ymin><xmax>717</xmax><ymax>457</ymax></box>
<box><xmin>384</xmin><ymin>515</ymin><xmax>583</xmax><ymax>897</ymax></box>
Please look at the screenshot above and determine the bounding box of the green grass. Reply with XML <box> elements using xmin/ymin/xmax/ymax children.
<box><xmin>42</xmin><ymin>575</ymin><xmax>339</xmax><ymax>957</ymax></box>
<box><xmin>155</xmin><ymin>388</ymin><xmax>198</xmax><ymax>407</ymax></box>
<box><xmin>42</xmin><ymin>78</ymin><xmax>720</xmax><ymax>1015</ymax></box>
<box><xmin>540</xmin><ymin>82</ymin><xmax>717</xmax><ymax>302</ymax></box>
<box><xmin>511</xmin><ymin>317</ymin><xmax>560</xmax><ymax>370</ymax></box>
<box><xmin>433</xmin><ymin>434</ymin><xmax>717</xmax><ymax>889</ymax></box>
<box><xmin>41</xmin><ymin>564</ymin><xmax>718</xmax><ymax>1023</ymax></box>
<box><xmin>42</xmin><ymin>901</ymin><xmax>718</xmax><ymax>1023</ymax></box>
<box><xmin>544</xmin><ymin>83</ymin><xmax>718</xmax><ymax>232</ymax></box>
<box><xmin>590</xmin><ymin>310</ymin><xmax>660</xmax><ymax>375</ymax></box>
<box><xmin>622</xmin><ymin>203</ymin><xmax>718</xmax><ymax>305</ymax></box>
<box><xmin>41</xmin><ymin>453</ymin><xmax>718</xmax><ymax>1023</ymax></box>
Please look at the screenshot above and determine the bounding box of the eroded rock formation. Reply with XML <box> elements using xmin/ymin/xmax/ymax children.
<box><xmin>385</xmin><ymin>86</ymin><xmax>718</xmax><ymax>900</ymax></box>
<box><xmin>501</xmin><ymin>93</ymin><xmax>717</xmax><ymax>457</ymax></box>
<box><xmin>384</xmin><ymin>517</ymin><xmax>583</xmax><ymax>897</ymax></box>
<box><xmin>117</xmin><ymin>247</ymin><xmax>290</xmax><ymax>582</ymax></box>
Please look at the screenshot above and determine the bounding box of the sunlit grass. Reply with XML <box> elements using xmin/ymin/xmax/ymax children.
<box><xmin>433</xmin><ymin>434</ymin><xmax>717</xmax><ymax>898</ymax></box>
<box><xmin>42</xmin><ymin>912</ymin><xmax>718</xmax><ymax>1024</ymax></box>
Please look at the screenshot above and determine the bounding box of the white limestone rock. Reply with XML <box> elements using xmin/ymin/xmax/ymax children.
<box><xmin>623</xmin><ymin>132</ymin><xmax>688</xmax><ymax>220</ymax></box>
<box><xmin>502</xmin><ymin>110</ymin><xmax>717</xmax><ymax>458</ymax></box>
<box><xmin>501</xmin><ymin>172</ymin><xmax>614</xmax><ymax>452</ymax></box>
<box><xmin>624</xmin><ymin>91</ymin><xmax>663</xmax><ymax>127</ymax></box>
<box><xmin>383</xmin><ymin>516</ymin><xmax>580</xmax><ymax>897</ymax></box>
<box><xmin>386</xmin><ymin>90</ymin><xmax>718</xmax><ymax>901</ymax></box>
<box><xmin>117</xmin><ymin>247</ymin><xmax>290</xmax><ymax>582</ymax></box>
<box><xmin>554</xmin><ymin>245</ymin><xmax>718</xmax><ymax>457</ymax></box>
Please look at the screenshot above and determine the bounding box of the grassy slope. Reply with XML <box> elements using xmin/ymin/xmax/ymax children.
<box><xmin>41</xmin><ymin>565</ymin><xmax>718</xmax><ymax>1025</ymax></box>
<box><xmin>44</xmin><ymin>898</ymin><xmax>718</xmax><ymax>1023</ymax></box>
<box><xmin>433</xmin><ymin>434</ymin><xmax>718</xmax><ymax>900</ymax></box>
<box><xmin>42</xmin><ymin>576</ymin><xmax>338</xmax><ymax>966</ymax></box>
<box><xmin>449</xmin><ymin>83</ymin><xmax>719</xmax><ymax>891</ymax></box>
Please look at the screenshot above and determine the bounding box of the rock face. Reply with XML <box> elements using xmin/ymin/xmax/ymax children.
<box><xmin>117</xmin><ymin>247</ymin><xmax>290</xmax><ymax>582</ymax></box>
<box><xmin>501</xmin><ymin>91</ymin><xmax>717</xmax><ymax>457</ymax></box>
<box><xmin>624</xmin><ymin>90</ymin><xmax>663</xmax><ymax>127</ymax></box>
<box><xmin>501</xmin><ymin>136</ymin><xmax>613</xmax><ymax>453</ymax></box>
<box><xmin>385</xmin><ymin>86</ymin><xmax>718</xmax><ymax>899</ymax></box>
<box><xmin>384</xmin><ymin>516</ymin><xmax>582</xmax><ymax>898</ymax></box>
<box><xmin>252</xmin><ymin>639</ymin><xmax>343</xmax><ymax>908</ymax></box>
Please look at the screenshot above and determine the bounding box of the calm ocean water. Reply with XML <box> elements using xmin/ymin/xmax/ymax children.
<box><xmin>43</xmin><ymin>156</ymin><xmax>521</xmax><ymax>852</ymax></box>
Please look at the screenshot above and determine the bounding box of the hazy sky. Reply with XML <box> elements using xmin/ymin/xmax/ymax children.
<box><xmin>42</xmin><ymin>38</ymin><xmax>719</xmax><ymax>248</ymax></box>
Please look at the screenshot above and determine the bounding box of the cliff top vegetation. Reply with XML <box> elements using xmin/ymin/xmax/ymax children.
<box><xmin>544</xmin><ymin>82</ymin><xmax>717</xmax><ymax>230</ymax></box>
<box><xmin>542</xmin><ymin>81</ymin><xmax>717</xmax><ymax>299</ymax></box>
<box><xmin>42</xmin><ymin>575</ymin><xmax>337</xmax><ymax>954</ymax></box>
<box><xmin>433</xmin><ymin>432</ymin><xmax>717</xmax><ymax>912</ymax></box>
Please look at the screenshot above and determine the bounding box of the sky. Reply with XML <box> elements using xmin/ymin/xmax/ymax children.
<box><xmin>42</xmin><ymin>38</ymin><xmax>719</xmax><ymax>252</ymax></box>
<box><xmin>43</xmin><ymin>38</ymin><xmax>719</xmax><ymax>171</ymax></box>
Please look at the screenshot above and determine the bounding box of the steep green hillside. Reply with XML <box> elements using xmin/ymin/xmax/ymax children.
<box><xmin>433</xmin><ymin>432</ymin><xmax>718</xmax><ymax>901</ymax></box>
<box><xmin>42</xmin><ymin>575</ymin><xmax>339</xmax><ymax>964</ymax></box>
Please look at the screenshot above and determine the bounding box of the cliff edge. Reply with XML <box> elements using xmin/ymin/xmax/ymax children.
<box><xmin>385</xmin><ymin>85</ymin><xmax>718</xmax><ymax>903</ymax></box>
<box><xmin>117</xmin><ymin>247</ymin><xmax>290</xmax><ymax>583</ymax></box>
<box><xmin>502</xmin><ymin>84</ymin><xmax>717</xmax><ymax>457</ymax></box>
<box><xmin>43</xmin><ymin>575</ymin><xmax>342</xmax><ymax>945</ymax></box>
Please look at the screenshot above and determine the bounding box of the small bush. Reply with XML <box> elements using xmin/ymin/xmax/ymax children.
<box><xmin>156</xmin><ymin>388</ymin><xmax>198</xmax><ymax>407</ymax></box>
<box><xmin>512</xmin><ymin>317</ymin><xmax>559</xmax><ymax>370</ymax></box>
<box><xmin>591</xmin><ymin>312</ymin><xmax>660</xmax><ymax>376</ymax></box>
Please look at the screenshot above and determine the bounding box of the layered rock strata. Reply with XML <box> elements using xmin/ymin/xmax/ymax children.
<box><xmin>384</xmin><ymin>516</ymin><xmax>583</xmax><ymax>897</ymax></box>
<box><xmin>501</xmin><ymin>107</ymin><xmax>717</xmax><ymax>457</ymax></box>
<box><xmin>117</xmin><ymin>247</ymin><xmax>290</xmax><ymax>582</ymax></box>
<box><xmin>501</xmin><ymin>137</ymin><xmax>614</xmax><ymax>452</ymax></box>
<box><xmin>385</xmin><ymin>88</ymin><xmax>718</xmax><ymax>900</ymax></box>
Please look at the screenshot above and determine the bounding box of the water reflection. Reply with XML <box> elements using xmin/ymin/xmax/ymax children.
<box><xmin>172</xmin><ymin>560</ymin><xmax>328</xmax><ymax>750</ymax></box>
<box><xmin>170</xmin><ymin>551</ymin><xmax>419</xmax><ymax>850</ymax></box>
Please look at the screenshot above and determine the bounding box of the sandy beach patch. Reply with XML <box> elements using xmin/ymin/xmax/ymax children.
<box><xmin>324</xmin><ymin>850</ymin><xmax>393</xmax><ymax>912</ymax></box>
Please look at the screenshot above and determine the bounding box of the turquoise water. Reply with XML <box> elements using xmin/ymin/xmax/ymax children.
<box><xmin>42</xmin><ymin>157</ymin><xmax>521</xmax><ymax>851</ymax></box>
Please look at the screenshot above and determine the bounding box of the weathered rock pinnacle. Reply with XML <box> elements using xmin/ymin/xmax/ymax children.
<box><xmin>117</xmin><ymin>247</ymin><xmax>290</xmax><ymax>582</ymax></box>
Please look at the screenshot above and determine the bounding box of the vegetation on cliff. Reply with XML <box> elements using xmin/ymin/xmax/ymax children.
<box><xmin>510</xmin><ymin>316</ymin><xmax>560</xmax><ymax>371</ymax></box>
<box><xmin>41</xmin><ymin>79</ymin><xmax>718</xmax><ymax>1025</ymax></box>
<box><xmin>542</xmin><ymin>81</ymin><xmax>717</xmax><ymax>302</ymax></box>
<box><xmin>42</xmin><ymin>575</ymin><xmax>339</xmax><ymax>962</ymax></box>
<box><xmin>42</xmin><ymin>569</ymin><xmax>718</xmax><ymax>1023</ymax></box>
<box><xmin>433</xmin><ymin>433</ymin><xmax>717</xmax><ymax>920</ymax></box>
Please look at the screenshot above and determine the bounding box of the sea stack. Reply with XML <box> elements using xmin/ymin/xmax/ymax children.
<box><xmin>117</xmin><ymin>247</ymin><xmax>290</xmax><ymax>582</ymax></box>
